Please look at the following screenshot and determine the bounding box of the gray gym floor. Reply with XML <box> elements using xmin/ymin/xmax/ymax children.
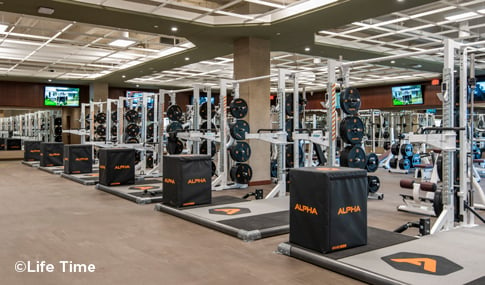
<box><xmin>0</xmin><ymin>160</ymin><xmax>483</xmax><ymax>284</ymax></box>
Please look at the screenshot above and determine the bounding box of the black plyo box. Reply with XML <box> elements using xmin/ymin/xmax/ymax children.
<box><xmin>63</xmin><ymin>144</ymin><xmax>92</xmax><ymax>174</ymax></box>
<box><xmin>40</xmin><ymin>142</ymin><xmax>64</xmax><ymax>167</ymax></box>
<box><xmin>98</xmin><ymin>148</ymin><xmax>135</xmax><ymax>186</ymax></box>
<box><xmin>6</xmin><ymin>138</ymin><xmax>21</xmax><ymax>150</ymax></box>
<box><xmin>289</xmin><ymin>167</ymin><xmax>368</xmax><ymax>253</ymax></box>
<box><xmin>162</xmin><ymin>155</ymin><xmax>212</xmax><ymax>207</ymax></box>
<box><xmin>24</xmin><ymin>140</ymin><xmax>41</xmax><ymax>161</ymax></box>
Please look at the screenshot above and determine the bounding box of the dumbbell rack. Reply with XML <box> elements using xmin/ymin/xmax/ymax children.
<box><xmin>388</xmin><ymin>141</ymin><xmax>412</xmax><ymax>174</ymax></box>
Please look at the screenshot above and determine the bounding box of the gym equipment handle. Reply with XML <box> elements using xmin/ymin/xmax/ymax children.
<box><xmin>257</xmin><ymin>128</ymin><xmax>283</xmax><ymax>133</ymax></box>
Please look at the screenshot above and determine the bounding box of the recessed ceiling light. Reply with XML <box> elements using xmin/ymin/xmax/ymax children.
<box><xmin>304</xmin><ymin>47</ymin><xmax>311</xmax><ymax>52</ymax></box>
<box><xmin>136</xmin><ymin>84</ymin><xmax>140</xmax><ymax>87</ymax></box>
<box><xmin>185</xmin><ymin>57</ymin><xmax>190</xmax><ymax>61</ymax></box>
<box><xmin>397</xmin><ymin>0</ymin><xmax>405</xmax><ymax>2</ymax></box>
<box><xmin>171</xmin><ymin>26</ymin><xmax>178</xmax><ymax>32</ymax></box>
<box><xmin>478</xmin><ymin>9</ymin><xmax>485</xmax><ymax>14</ymax></box>
<box><xmin>38</xmin><ymin>7</ymin><xmax>55</xmax><ymax>15</ymax></box>
<box><xmin>390</xmin><ymin>60</ymin><xmax>396</xmax><ymax>64</ymax></box>
<box><xmin>122</xmin><ymin>75</ymin><xmax>126</xmax><ymax>78</ymax></box>
<box><xmin>0</xmin><ymin>24</ymin><xmax>8</xmax><ymax>33</ymax></box>
<box><xmin>109</xmin><ymin>39</ymin><xmax>136</xmax><ymax>47</ymax></box>
<box><xmin>445</xmin><ymin>11</ymin><xmax>478</xmax><ymax>21</ymax></box>
<box><xmin>153</xmin><ymin>25</ymin><xmax>159</xmax><ymax>28</ymax></box>
<box><xmin>48</xmin><ymin>79</ymin><xmax>52</xmax><ymax>82</ymax></box>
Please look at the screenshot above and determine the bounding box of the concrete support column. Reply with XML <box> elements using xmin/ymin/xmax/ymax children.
<box><xmin>234</xmin><ymin>37</ymin><xmax>271</xmax><ymax>184</ymax></box>
<box><xmin>89</xmin><ymin>82</ymin><xmax>109</xmax><ymax>102</ymax></box>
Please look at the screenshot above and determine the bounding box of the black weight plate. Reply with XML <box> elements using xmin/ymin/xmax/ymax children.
<box><xmin>200</xmin><ymin>140</ymin><xmax>217</xmax><ymax>157</ymax></box>
<box><xmin>270</xmin><ymin>159</ymin><xmax>277</xmax><ymax>178</ymax></box>
<box><xmin>340</xmin><ymin>145</ymin><xmax>366</xmax><ymax>169</ymax></box>
<box><xmin>146</xmin><ymin>154</ymin><xmax>154</xmax><ymax>169</ymax></box>
<box><xmin>229</xmin><ymin>141</ymin><xmax>251</xmax><ymax>162</ymax></box>
<box><xmin>134</xmin><ymin>151</ymin><xmax>141</xmax><ymax>164</ymax></box>
<box><xmin>339</xmin><ymin>116</ymin><xmax>365</xmax><ymax>145</ymax></box>
<box><xmin>229</xmin><ymin>120</ymin><xmax>250</xmax><ymax>140</ymax></box>
<box><xmin>200</xmin><ymin>121</ymin><xmax>217</xmax><ymax>131</ymax></box>
<box><xmin>389</xmin><ymin>157</ymin><xmax>398</xmax><ymax>168</ymax></box>
<box><xmin>340</xmin><ymin>87</ymin><xmax>361</xmax><ymax>115</ymax></box>
<box><xmin>230</xmin><ymin>163</ymin><xmax>252</xmax><ymax>184</ymax></box>
<box><xmin>383</xmin><ymin>131</ymin><xmax>390</xmax><ymax>139</ymax></box>
<box><xmin>125</xmin><ymin>109</ymin><xmax>139</xmax><ymax>123</ymax></box>
<box><xmin>95</xmin><ymin>125</ymin><xmax>106</xmax><ymax>136</ymax></box>
<box><xmin>366</xmin><ymin>152</ymin><xmax>379</xmax><ymax>173</ymax></box>
<box><xmin>167</xmin><ymin>105</ymin><xmax>183</xmax><ymax>122</ymax></box>
<box><xmin>229</xmin><ymin>98</ymin><xmax>248</xmax><ymax>119</ymax></box>
<box><xmin>147</xmin><ymin>123</ymin><xmax>155</xmax><ymax>138</ymax></box>
<box><xmin>199</xmin><ymin>102</ymin><xmax>216</xmax><ymax>120</ymax></box>
<box><xmin>211</xmin><ymin>161</ymin><xmax>216</xmax><ymax>176</ymax></box>
<box><xmin>285</xmin><ymin>94</ymin><xmax>305</xmax><ymax>116</ymax></box>
<box><xmin>375</xmin><ymin>131</ymin><xmax>380</xmax><ymax>138</ymax></box>
<box><xmin>391</xmin><ymin>143</ymin><xmax>400</xmax><ymax>155</ymax></box>
<box><xmin>398</xmin><ymin>158</ymin><xmax>411</xmax><ymax>170</ymax></box>
<box><xmin>400</xmin><ymin>143</ymin><xmax>413</xmax><ymax>157</ymax></box>
<box><xmin>285</xmin><ymin>144</ymin><xmax>305</xmax><ymax>168</ymax></box>
<box><xmin>95</xmin><ymin>112</ymin><xmax>106</xmax><ymax>124</ymax></box>
<box><xmin>125</xmin><ymin>137</ymin><xmax>139</xmax><ymax>144</ymax></box>
<box><xmin>166</xmin><ymin>121</ymin><xmax>183</xmax><ymax>133</ymax></box>
<box><xmin>147</xmin><ymin>108</ymin><xmax>154</xmax><ymax>121</ymax></box>
<box><xmin>367</xmin><ymin>176</ymin><xmax>380</xmax><ymax>193</ymax></box>
<box><xmin>437</xmin><ymin>156</ymin><xmax>443</xmax><ymax>181</ymax></box>
<box><xmin>433</xmin><ymin>190</ymin><xmax>443</xmax><ymax>216</ymax></box>
<box><xmin>111</xmin><ymin>125</ymin><xmax>117</xmax><ymax>136</ymax></box>
<box><xmin>111</xmin><ymin>111</ymin><xmax>117</xmax><ymax>123</ymax></box>
<box><xmin>167</xmin><ymin>139</ymin><xmax>184</xmax><ymax>155</ymax></box>
<box><xmin>54</xmin><ymin>126</ymin><xmax>63</xmax><ymax>135</ymax></box>
<box><xmin>54</xmin><ymin>135</ymin><xmax>62</xmax><ymax>142</ymax></box>
<box><xmin>54</xmin><ymin>117</ymin><xmax>62</xmax><ymax>125</ymax></box>
<box><xmin>125</xmin><ymin>124</ymin><xmax>140</xmax><ymax>137</ymax></box>
<box><xmin>411</xmin><ymin>153</ymin><xmax>421</xmax><ymax>168</ymax></box>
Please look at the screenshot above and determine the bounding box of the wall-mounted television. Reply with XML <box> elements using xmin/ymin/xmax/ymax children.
<box><xmin>44</xmin><ymin>86</ymin><xmax>80</xmax><ymax>107</ymax></box>
<box><xmin>392</xmin><ymin>85</ymin><xmax>423</xmax><ymax>106</ymax></box>
<box><xmin>125</xmin><ymin>91</ymin><xmax>156</xmax><ymax>109</ymax></box>
<box><xmin>190</xmin><ymin>96</ymin><xmax>215</xmax><ymax>105</ymax></box>
<box><xmin>472</xmin><ymin>80</ymin><xmax>485</xmax><ymax>101</ymax></box>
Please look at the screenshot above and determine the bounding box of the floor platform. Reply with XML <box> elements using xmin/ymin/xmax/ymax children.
<box><xmin>61</xmin><ymin>169</ymin><xmax>99</xmax><ymax>185</ymax></box>
<box><xmin>21</xmin><ymin>160</ymin><xmax>40</xmax><ymax>168</ymax></box>
<box><xmin>38</xmin><ymin>165</ymin><xmax>64</xmax><ymax>174</ymax></box>
<box><xmin>278</xmin><ymin>226</ymin><xmax>485</xmax><ymax>285</ymax></box>
<box><xmin>155</xmin><ymin>196</ymin><xmax>289</xmax><ymax>241</ymax></box>
<box><xmin>96</xmin><ymin>179</ymin><xmax>163</xmax><ymax>204</ymax></box>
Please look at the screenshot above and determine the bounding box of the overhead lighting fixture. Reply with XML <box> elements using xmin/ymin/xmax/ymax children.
<box><xmin>304</xmin><ymin>47</ymin><xmax>311</xmax><ymax>52</ymax></box>
<box><xmin>445</xmin><ymin>11</ymin><xmax>478</xmax><ymax>21</ymax></box>
<box><xmin>136</xmin><ymin>84</ymin><xmax>140</xmax><ymax>87</ymax></box>
<box><xmin>478</xmin><ymin>9</ymin><xmax>485</xmax><ymax>14</ymax></box>
<box><xmin>109</xmin><ymin>39</ymin><xmax>136</xmax><ymax>47</ymax></box>
<box><xmin>171</xmin><ymin>26</ymin><xmax>178</xmax><ymax>32</ymax></box>
<box><xmin>185</xmin><ymin>57</ymin><xmax>190</xmax><ymax>61</ymax></box>
<box><xmin>0</xmin><ymin>24</ymin><xmax>8</xmax><ymax>33</ymax></box>
<box><xmin>48</xmin><ymin>79</ymin><xmax>52</xmax><ymax>82</ymax></box>
<box><xmin>245</xmin><ymin>0</ymin><xmax>285</xmax><ymax>9</ymax></box>
<box><xmin>38</xmin><ymin>7</ymin><xmax>55</xmax><ymax>15</ymax></box>
<box><xmin>390</xmin><ymin>60</ymin><xmax>396</xmax><ymax>64</ymax></box>
<box><xmin>122</xmin><ymin>75</ymin><xmax>126</xmax><ymax>78</ymax></box>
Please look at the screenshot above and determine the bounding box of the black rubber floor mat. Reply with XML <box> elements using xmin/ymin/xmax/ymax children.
<box><xmin>179</xmin><ymin>195</ymin><xmax>248</xmax><ymax>210</ymax></box>
<box><xmin>219</xmin><ymin>210</ymin><xmax>288</xmax><ymax>231</ymax></box>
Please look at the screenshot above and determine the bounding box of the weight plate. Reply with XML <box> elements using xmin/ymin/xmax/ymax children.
<box><xmin>229</xmin><ymin>120</ymin><xmax>250</xmax><ymax>140</ymax></box>
<box><xmin>167</xmin><ymin>105</ymin><xmax>183</xmax><ymax>122</ymax></box>
<box><xmin>367</xmin><ymin>176</ymin><xmax>380</xmax><ymax>193</ymax></box>
<box><xmin>270</xmin><ymin>159</ymin><xmax>277</xmax><ymax>178</ymax></box>
<box><xmin>383</xmin><ymin>131</ymin><xmax>390</xmax><ymax>139</ymax></box>
<box><xmin>339</xmin><ymin>116</ymin><xmax>365</xmax><ymax>145</ymax></box>
<box><xmin>389</xmin><ymin>157</ymin><xmax>398</xmax><ymax>168</ymax></box>
<box><xmin>340</xmin><ymin>145</ymin><xmax>366</xmax><ymax>169</ymax></box>
<box><xmin>390</xmin><ymin>143</ymin><xmax>400</xmax><ymax>155</ymax></box>
<box><xmin>229</xmin><ymin>141</ymin><xmax>251</xmax><ymax>162</ymax></box>
<box><xmin>285</xmin><ymin>144</ymin><xmax>304</xmax><ymax>168</ymax></box>
<box><xmin>54</xmin><ymin>135</ymin><xmax>62</xmax><ymax>142</ymax></box>
<box><xmin>111</xmin><ymin>125</ymin><xmax>117</xmax><ymax>136</ymax></box>
<box><xmin>285</xmin><ymin>94</ymin><xmax>305</xmax><ymax>116</ymax></box>
<box><xmin>135</xmin><ymin>151</ymin><xmax>141</xmax><ymax>165</ymax></box>
<box><xmin>199</xmin><ymin>102</ymin><xmax>216</xmax><ymax>120</ymax></box>
<box><xmin>375</xmin><ymin>131</ymin><xmax>380</xmax><ymax>138</ymax></box>
<box><xmin>167</xmin><ymin>138</ymin><xmax>184</xmax><ymax>155</ymax></box>
<box><xmin>147</xmin><ymin>108</ymin><xmax>155</xmax><ymax>121</ymax></box>
<box><xmin>398</xmin><ymin>158</ymin><xmax>411</xmax><ymax>170</ymax></box>
<box><xmin>411</xmin><ymin>153</ymin><xmax>421</xmax><ymax>168</ymax></box>
<box><xmin>125</xmin><ymin>109</ymin><xmax>139</xmax><ymax>123</ymax></box>
<box><xmin>200</xmin><ymin>140</ymin><xmax>217</xmax><ymax>157</ymax></box>
<box><xmin>125</xmin><ymin>137</ymin><xmax>139</xmax><ymax>144</ymax></box>
<box><xmin>200</xmin><ymin>121</ymin><xmax>217</xmax><ymax>131</ymax></box>
<box><xmin>365</xmin><ymin>152</ymin><xmax>379</xmax><ymax>173</ymax></box>
<box><xmin>229</xmin><ymin>163</ymin><xmax>252</xmax><ymax>184</ymax></box>
<box><xmin>54</xmin><ymin>126</ymin><xmax>63</xmax><ymax>135</ymax></box>
<box><xmin>229</xmin><ymin>98</ymin><xmax>248</xmax><ymax>119</ymax></box>
<box><xmin>95</xmin><ymin>125</ymin><xmax>106</xmax><ymax>136</ymax></box>
<box><xmin>211</xmin><ymin>161</ymin><xmax>216</xmax><ymax>176</ymax></box>
<box><xmin>111</xmin><ymin>111</ymin><xmax>118</xmax><ymax>123</ymax></box>
<box><xmin>166</xmin><ymin>121</ymin><xmax>183</xmax><ymax>133</ymax></box>
<box><xmin>437</xmin><ymin>156</ymin><xmax>443</xmax><ymax>181</ymax></box>
<box><xmin>146</xmin><ymin>153</ymin><xmax>154</xmax><ymax>169</ymax></box>
<box><xmin>400</xmin><ymin>143</ymin><xmax>413</xmax><ymax>157</ymax></box>
<box><xmin>125</xmin><ymin>124</ymin><xmax>140</xmax><ymax>137</ymax></box>
<box><xmin>95</xmin><ymin>112</ymin><xmax>106</xmax><ymax>124</ymax></box>
<box><xmin>340</xmin><ymin>87</ymin><xmax>361</xmax><ymax>115</ymax></box>
<box><xmin>54</xmin><ymin>117</ymin><xmax>62</xmax><ymax>126</ymax></box>
<box><xmin>147</xmin><ymin>123</ymin><xmax>155</xmax><ymax>138</ymax></box>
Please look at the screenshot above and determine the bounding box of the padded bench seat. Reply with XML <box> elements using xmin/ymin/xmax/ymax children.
<box><xmin>414</xmin><ymin>164</ymin><xmax>433</xmax><ymax>169</ymax></box>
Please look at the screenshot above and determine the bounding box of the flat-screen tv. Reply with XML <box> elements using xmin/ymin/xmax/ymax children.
<box><xmin>472</xmin><ymin>80</ymin><xmax>485</xmax><ymax>101</ymax></box>
<box><xmin>190</xmin><ymin>96</ymin><xmax>215</xmax><ymax>105</ymax></box>
<box><xmin>392</xmin><ymin>85</ymin><xmax>423</xmax><ymax>106</ymax></box>
<box><xmin>44</xmin><ymin>86</ymin><xmax>80</xmax><ymax>107</ymax></box>
<box><xmin>125</xmin><ymin>91</ymin><xmax>156</xmax><ymax>109</ymax></box>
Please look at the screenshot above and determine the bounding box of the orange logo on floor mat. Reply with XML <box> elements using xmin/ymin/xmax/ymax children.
<box><xmin>382</xmin><ymin>252</ymin><xmax>463</xmax><ymax>276</ymax></box>
<box><xmin>209</xmin><ymin>207</ymin><xmax>251</xmax><ymax>215</ymax></box>
<box><xmin>130</xmin><ymin>186</ymin><xmax>156</xmax><ymax>191</ymax></box>
<box><xmin>390</xmin><ymin>258</ymin><xmax>436</xmax><ymax>273</ymax></box>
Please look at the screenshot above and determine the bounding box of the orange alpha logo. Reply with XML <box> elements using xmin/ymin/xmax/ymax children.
<box><xmin>382</xmin><ymin>252</ymin><xmax>462</xmax><ymax>276</ymax></box>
